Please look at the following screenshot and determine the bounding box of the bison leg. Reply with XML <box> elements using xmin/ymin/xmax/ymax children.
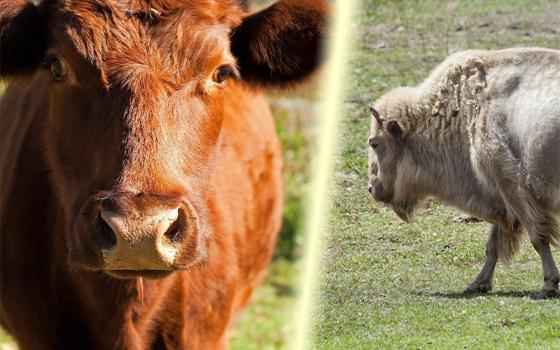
<box><xmin>501</xmin><ymin>191</ymin><xmax>559</xmax><ymax>298</ymax></box>
<box><xmin>530</xmin><ymin>236</ymin><xmax>560</xmax><ymax>299</ymax></box>
<box><xmin>465</xmin><ymin>222</ymin><xmax>522</xmax><ymax>294</ymax></box>
<box><xmin>517</xmin><ymin>207</ymin><xmax>559</xmax><ymax>298</ymax></box>
<box><xmin>465</xmin><ymin>224</ymin><xmax>501</xmax><ymax>294</ymax></box>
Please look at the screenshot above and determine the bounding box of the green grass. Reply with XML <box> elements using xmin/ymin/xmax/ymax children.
<box><xmin>231</xmin><ymin>259</ymin><xmax>300</xmax><ymax>350</ymax></box>
<box><xmin>311</xmin><ymin>1</ymin><xmax>560</xmax><ymax>349</ymax></box>
<box><xmin>0</xmin><ymin>331</ymin><xmax>11</xmax><ymax>343</ymax></box>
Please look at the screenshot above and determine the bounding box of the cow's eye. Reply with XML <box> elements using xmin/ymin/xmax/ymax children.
<box><xmin>212</xmin><ymin>65</ymin><xmax>233</xmax><ymax>84</ymax></box>
<box><xmin>44</xmin><ymin>56</ymin><xmax>68</xmax><ymax>81</ymax></box>
<box><xmin>369</xmin><ymin>137</ymin><xmax>378</xmax><ymax>149</ymax></box>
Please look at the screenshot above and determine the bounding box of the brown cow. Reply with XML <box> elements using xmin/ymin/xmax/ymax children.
<box><xmin>0</xmin><ymin>0</ymin><xmax>328</xmax><ymax>348</ymax></box>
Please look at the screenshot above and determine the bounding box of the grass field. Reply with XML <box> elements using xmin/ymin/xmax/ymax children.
<box><xmin>311</xmin><ymin>0</ymin><xmax>560</xmax><ymax>349</ymax></box>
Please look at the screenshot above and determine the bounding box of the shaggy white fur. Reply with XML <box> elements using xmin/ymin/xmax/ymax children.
<box><xmin>368</xmin><ymin>47</ymin><xmax>560</xmax><ymax>298</ymax></box>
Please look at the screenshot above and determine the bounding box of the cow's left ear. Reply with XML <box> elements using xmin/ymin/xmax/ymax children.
<box><xmin>230</xmin><ymin>0</ymin><xmax>329</xmax><ymax>88</ymax></box>
<box><xmin>0</xmin><ymin>0</ymin><xmax>48</xmax><ymax>78</ymax></box>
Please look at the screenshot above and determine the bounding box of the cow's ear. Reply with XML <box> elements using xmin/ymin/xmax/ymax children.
<box><xmin>230</xmin><ymin>0</ymin><xmax>329</xmax><ymax>88</ymax></box>
<box><xmin>0</xmin><ymin>1</ymin><xmax>48</xmax><ymax>78</ymax></box>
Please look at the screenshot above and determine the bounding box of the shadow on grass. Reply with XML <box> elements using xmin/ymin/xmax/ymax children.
<box><xmin>416</xmin><ymin>290</ymin><xmax>544</xmax><ymax>300</ymax></box>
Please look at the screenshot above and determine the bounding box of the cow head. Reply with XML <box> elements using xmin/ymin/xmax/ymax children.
<box><xmin>367</xmin><ymin>88</ymin><xmax>418</xmax><ymax>221</ymax></box>
<box><xmin>0</xmin><ymin>0</ymin><xmax>328</xmax><ymax>278</ymax></box>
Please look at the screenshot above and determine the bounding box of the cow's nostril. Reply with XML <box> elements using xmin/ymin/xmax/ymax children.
<box><xmin>97</xmin><ymin>213</ymin><xmax>117</xmax><ymax>250</ymax></box>
<box><xmin>100</xmin><ymin>197</ymin><xmax>118</xmax><ymax>212</ymax></box>
<box><xmin>163</xmin><ymin>210</ymin><xmax>185</xmax><ymax>244</ymax></box>
<box><xmin>368</xmin><ymin>185</ymin><xmax>373</xmax><ymax>194</ymax></box>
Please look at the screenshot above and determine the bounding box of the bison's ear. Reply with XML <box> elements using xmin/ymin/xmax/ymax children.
<box><xmin>230</xmin><ymin>0</ymin><xmax>329</xmax><ymax>88</ymax></box>
<box><xmin>386</xmin><ymin>120</ymin><xmax>403</xmax><ymax>139</ymax></box>
<box><xmin>0</xmin><ymin>0</ymin><xmax>48</xmax><ymax>78</ymax></box>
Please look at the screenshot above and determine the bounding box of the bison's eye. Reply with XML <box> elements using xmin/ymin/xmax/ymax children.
<box><xmin>212</xmin><ymin>65</ymin><xmax>233</xmax><ymax>84</ymax></box>
<box><xmin>43</xmin><ymin>56</ymin><xmax>68</xmax><ymax>81</ymax></box>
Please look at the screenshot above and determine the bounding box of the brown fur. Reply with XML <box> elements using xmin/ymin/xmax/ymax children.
<box><xmin>0</xmin><ymin>0</ymin><xmax>329</xmax><ymax>348</ymax></box>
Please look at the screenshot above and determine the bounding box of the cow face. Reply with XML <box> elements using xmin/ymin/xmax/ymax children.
<box><xmin>0</xmin><ymin>0</ymin><xmax>328</xmax><ymax>278</ymax></box>
<box><xmin>367</xmin><ymin>88</ymin><xmax>417</xmax><ymax>221</ymax></box>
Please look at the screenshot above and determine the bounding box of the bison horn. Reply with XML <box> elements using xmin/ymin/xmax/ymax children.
<box><xmin>369</xmin><ymin>105</ymin><xmax>383</xmax><ymax>125</ymax></box>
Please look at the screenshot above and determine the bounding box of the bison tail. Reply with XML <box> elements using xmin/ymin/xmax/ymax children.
<box><xmin>495</xmin><ymin>222</ymin><xmax>522</xmax><ymax>265</ymax></box>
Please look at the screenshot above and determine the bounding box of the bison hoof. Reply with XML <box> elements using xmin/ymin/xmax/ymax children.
<box><xmin>538</xmin><ymin>287</ymin><xmax>560</xmax><ymax>299</ymax></box>
<box><xmin>464</xmin><ymin>282</ymin><xmax>492</xmax><ymax>294</ymax></box>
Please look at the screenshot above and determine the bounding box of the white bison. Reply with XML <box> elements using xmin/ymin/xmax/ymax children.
<box><xmin>368</xmin><ymin>47</ymin><xmax>560</xmax><ymax>298</ymax></box>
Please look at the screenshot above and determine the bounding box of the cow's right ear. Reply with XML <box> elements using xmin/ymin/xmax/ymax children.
<box><xmin>230</xmin><ymin>0</ymin><xmax>329</xmax><ymax>89</ymax></box>
<box><xmin>0</xmin><ymin>0</ymin><xmax>48</xmax><ymax>78</ymax></box>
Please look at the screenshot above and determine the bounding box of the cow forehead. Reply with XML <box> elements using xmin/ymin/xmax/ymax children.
<box><xmin>54</xmin><ymin>0</ymin><xmax>244</xmax><ymax>22</ymax></box>
<box><xmin>51</xmin><ymin>0</ymin><xmax>242</xmax><ymax>88</ymax></box>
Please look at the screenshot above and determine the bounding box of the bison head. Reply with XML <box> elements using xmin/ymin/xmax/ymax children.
<box><xmin>367</xmin><ymin>87</ymin><xmax>420</xmax><ymax>222</ymax></box>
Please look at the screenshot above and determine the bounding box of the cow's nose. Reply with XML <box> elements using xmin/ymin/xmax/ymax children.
<box><xmin>368</xmin><ymin>184</ymin><xmax>373</xmax><ymax>194</ymax></box>
<box><xmin>97</xmin><ymin>206</ymin><xmax>184</xmax><ymax>270</ymax></box>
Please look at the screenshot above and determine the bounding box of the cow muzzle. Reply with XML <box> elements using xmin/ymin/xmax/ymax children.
<box><xmin>89</xmin><ymin>193</ymin><xmax>197</xmax><ymax>272</ymax></box>
<box><xmin>99</xmin><ymin>207</ymin><xmax>182</xmax><ymax>270</ymax></box>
